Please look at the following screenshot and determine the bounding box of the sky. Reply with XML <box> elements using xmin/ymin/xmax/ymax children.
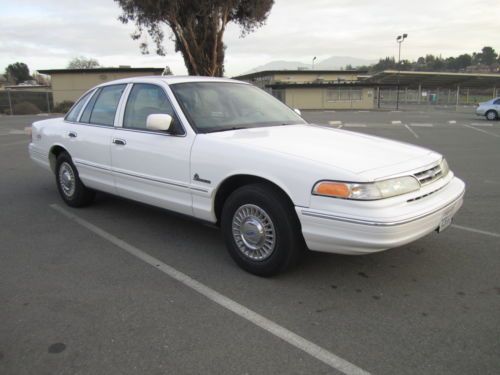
<box><xmin>0</xmin><ymin>0</ymin><xmax>498</xmax><ymax>77</ymax></box>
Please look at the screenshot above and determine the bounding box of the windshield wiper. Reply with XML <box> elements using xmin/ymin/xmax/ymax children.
<box><xmin>206</xmin><ymin>126</ymin><xmax>248</xmax><ymax>133</ymax></box>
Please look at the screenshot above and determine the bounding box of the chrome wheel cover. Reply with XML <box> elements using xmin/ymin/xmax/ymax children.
<box><xmin>58</xmin><ymin>162</ymin><xmax>76</xmax><ymax>197</ymax></box>
<box><xmin>486</xmin><ymin>112</ymin><xmax>496</xmax><ymax>120</ymax></box>
<box><xmin>232</xmin><ymin>204</ymin><xmax>276</xmax><ymax>261</ymax></box>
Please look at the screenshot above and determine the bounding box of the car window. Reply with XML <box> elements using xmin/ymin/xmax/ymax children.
<box><xmin>494</xmin><ymin>99</ymin><xmax>500</xmax><ymax>105</ymax></box>
<box><xmin>86</xmin><ymin>84</ymin><xmax>126</xmax><ymax>126</ymax></box>
<box><xmin>170</xmin><ymin>82</ymin><xmax>306</xmax><ymax>133</ymax></box>
<box><xmin>66</xmin><ymin>90</ymin><xmax>94</xmax><ymax>122</ymax></box>
<box><xmin>123</xmin><ymin>83</ymin><xmax>181</xmax><ymax>133</ymax></box>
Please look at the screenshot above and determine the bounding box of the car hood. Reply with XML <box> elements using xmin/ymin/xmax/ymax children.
<box><xmin>206</xmin><ymin>124</ymin><xmax>439</xmax><ymax>176</ymax></box>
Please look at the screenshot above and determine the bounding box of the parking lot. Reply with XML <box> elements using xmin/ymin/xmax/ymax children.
<box><xmin>1</xmin><ymin>109</ymin><xmax>499</xmax><ymax>375</ymax></box>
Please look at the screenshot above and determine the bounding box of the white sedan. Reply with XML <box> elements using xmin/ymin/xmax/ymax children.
<box><xmin>29</xmin><ymin>76</ymin><xmax>465</xmax><ymax>276</ymax></box>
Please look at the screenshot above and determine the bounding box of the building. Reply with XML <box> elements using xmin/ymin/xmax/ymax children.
<box><xmin>37</xmin><ymin>67</ymin><xmax>164</xmax><ymax>105</ymax></box>
<box><xmin>233</xmin><ymin>70</ymin><xmax>375</xmax><ymax>110</ymax></box>
<box><xmin>234</xmin><ymin>69</ymin><xmax>500</xmax><ymax>109</ymax></box>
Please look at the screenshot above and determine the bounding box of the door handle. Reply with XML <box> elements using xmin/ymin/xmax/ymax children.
<box><xmin>112</xmin><ymin>138</ymin><xmax>126</xmax><ymax>146</ymax></box>
<box><xmin>68</xmin><ymin>131</ymin><xmax>77</xmax><ymax>138</ymax></box>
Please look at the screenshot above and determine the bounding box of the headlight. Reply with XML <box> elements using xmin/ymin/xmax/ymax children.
<box><xmin>313</xmin><ymin>176</ymin><xmax>420</xmax><ymax>200</ymax></box>
<box><xmin>439</xmin><ymin>158</ymin><xmax>449</xmax><ymax>177</ymax></box>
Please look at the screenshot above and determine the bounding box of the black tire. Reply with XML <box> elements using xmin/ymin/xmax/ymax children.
<box><xmin>55</xmin><ymin>152</ymin><xmax>95</xmax><ymax>207</ymax></box>
<box><xmin>485</xmin><ymin>110</ymin><xmax>498</xmax><ymax>121</ymax></box>
<box><xmin>221</xmin><ymin>183</ymin><xmax>304</xmax><ymax>276</ymax></box>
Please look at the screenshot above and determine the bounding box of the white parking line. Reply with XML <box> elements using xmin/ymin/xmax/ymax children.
<box><xmin>404</xmin><ymin>125</ymin><xmax>419</xmax><ymax>139</ymax></box>
<box><xmin>469</xmin><ymin>122</ymin><xmax>493</xmax><ymax>127</ymax></box>
<box><xmin>409</xmin><ymin>123</ymin><xmax>433</xmax><ymax>127</ymax></box>
<box><xmin>0</xmin><ymin>140</ymin><xmax>29</xmax><ymax>148</ymax></box>
<box><xmin>9</xmin><ymin>129</ymin><xmax>28</xmax><ymax>135</ymax></box>
<box><xmin>448</xmin><ymin>120</ymin><xmax>457</xmax><ymax>124</ymax></box>
<box><xmin>452</xmin><ymin>224</ymin><xmax>500</xmax><ymax>238</ymax></box>
<box><xmin>484</xmin><ymin>180</ymin><xmax>500</xmax><ymax>185</ymax></box>
<box><xmin>344</xmin><ymin>123</ymin><xmax>367</xmax><ymax>127</ymax></box>
<box><xmin>391</xmin><ymin>120</ymin><xmax>402</xmax><ymax>124</ymax></box>
<box><xmin>50</xmin><ymin>204</ymin><xmax>371</xmax><ymax>375</ymax></box>
<box><xmin>463</xmin><ymin>124</ymin><xmax>500</xmax><ymax>138</ymax></box>
<box><xmin>329</xmin><ymin>121</ymin><xmax>342</xmax><ymax>125</ymax></box>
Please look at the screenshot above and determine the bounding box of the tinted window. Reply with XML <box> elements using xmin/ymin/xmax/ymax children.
<box><xmin>494</xmin><ymin>99</ymin><xmax>500</xmax><ymax>105</ymax></box>
<box><xmin>123</xmin><ymin>84</ymin><xmax>180</xmax><ymax>132</ymax></box>
<box><xmin>66</xmin><ymin>90</ymin><xmax>94</xmax><ymax>122</ymax></box>
<box><xmin>88</xmin><ymin>84</ymin><xmax>126</xmax><ymax>126</ymax></box>
<box><xmin>80</xmin><ymin>88</ymin><xmax>100</xmax><ymax>123</ymax></box>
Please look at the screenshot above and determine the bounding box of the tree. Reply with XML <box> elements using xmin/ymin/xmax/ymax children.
<box><xmin>5</xmin><ymin>62</ymin><xmax>31</xmax><ymax>84</ymax></box>
<box><xmin>67</xmin><ymin>56</ymin><xmax>101</xmax><ymax>69</ymax></box>
<box><xmin>115</xmin><ymin>0</ymin><xmax>275</xmax><ymax>77</ymax></box>
<box><xmin>478</xmin><ymin>46</ymin><xmax>497</xmax><ymax>66</ymax></box>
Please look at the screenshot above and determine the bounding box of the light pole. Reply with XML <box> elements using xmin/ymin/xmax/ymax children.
<box><xmin>396</xmin><ymin>33</ymin><xmax>408</xmax><ymax>110</ymax></box>
<box><xmin>312</xmin><ymin>56</ymin><xmax>317</xmax><ymax>70</ymax></box>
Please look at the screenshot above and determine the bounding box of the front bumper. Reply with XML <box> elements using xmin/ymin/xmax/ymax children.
<box><xmin>296</xmin><ymin>176</ymin><xmax>465</xmax><ymax>254</ymax></box>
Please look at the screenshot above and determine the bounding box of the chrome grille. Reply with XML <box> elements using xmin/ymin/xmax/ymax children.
<box><xmin>413</xmin><ymin>164</ymin><xmax>443</xmax><ymax>185</ymax></box>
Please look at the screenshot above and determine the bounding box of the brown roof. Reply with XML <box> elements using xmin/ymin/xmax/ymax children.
<box><xmin>37</xmin><ymin>67</ymin><xmax>164</xmax><ymax>75</ymax></box>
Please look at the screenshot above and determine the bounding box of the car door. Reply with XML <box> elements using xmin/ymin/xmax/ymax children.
<box><xmin>65</xmin><ymin>84</ymin><xmax>126</xmax><ymax>193</ymax></box>
<box><xmin>110</xmin><ymin>82</ymin><xmax>195</xmax><ymax>216</ymax></box>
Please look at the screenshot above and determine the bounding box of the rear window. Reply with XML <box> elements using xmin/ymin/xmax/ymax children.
<box><xmin>65</xmin><ymin>90</ymin><xmax>94</xmax><ymax>122</ymax></box>
<box><xmin>80</xmin><ymin>84</ymin><xmax>126</xmax><ymax>126</ymax></box>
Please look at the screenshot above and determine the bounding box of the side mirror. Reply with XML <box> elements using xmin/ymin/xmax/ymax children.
<box><xmin>294</xmin><ymin>108</ymin><xmax>302</xmax><ymax>116</ymax></box>
<box><xmin>146</xmin><ymin>114</ymin><xmax>173</xmax><ymax>132</ymax></box>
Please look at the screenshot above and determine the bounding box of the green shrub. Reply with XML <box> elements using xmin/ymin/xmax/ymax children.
<box><xmin>53</xmin><ymin>101</ymin><xmax>75</xmax><ymax>114</ymax></box>
<box><xmin>13</xmin><ymin>101</ymin><xmax>41</xmax><ymax>115</ymax></box>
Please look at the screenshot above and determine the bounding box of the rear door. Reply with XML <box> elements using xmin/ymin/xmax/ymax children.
<box><xmin>65</xmin><ymin>84</ymin><xmax>126</xmax><ymax>193</ymax></box>
<box><xmin>110</xmin><ymin>82</ymin><xmax>195</xmax><ymax>215</ymax></box>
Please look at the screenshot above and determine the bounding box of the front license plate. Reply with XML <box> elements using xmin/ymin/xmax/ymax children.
<box><xmin>438</xmin><ymin>212</ymin><xmax>453</xmax><ymax>233</ymax></box>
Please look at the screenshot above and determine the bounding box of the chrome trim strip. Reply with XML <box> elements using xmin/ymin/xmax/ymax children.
<box><xmin>75</xmin><ymin>160</ymin><xmax>209</xmax><ymax>193</ymax></box>
<box><xmin>301</xmin><ymin>191</ymin><xmax>464</xmax><ymax>227</ymax></box>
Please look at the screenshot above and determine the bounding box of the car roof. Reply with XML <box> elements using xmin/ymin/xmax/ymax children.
<box><xmin>96</xmin><ymin>75</ymin><xmax>247</xmax><ymax>87</ymax></box>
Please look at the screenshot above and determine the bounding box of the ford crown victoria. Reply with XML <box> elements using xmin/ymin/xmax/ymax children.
<box><xmin>29</xmin><ymin>76</ymin><xmax>465</xmax><ymax>276</ymax></box>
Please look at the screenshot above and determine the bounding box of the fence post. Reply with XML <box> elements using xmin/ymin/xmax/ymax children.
<box><xmin>46</xmin><ymin>91</ymin><xmax>51</xmax><ymax>113</ymax></box>
<box><xmin>7</xmin><ymin>89</ymin><xmax>13</xmax><ymax>115</ymax></box>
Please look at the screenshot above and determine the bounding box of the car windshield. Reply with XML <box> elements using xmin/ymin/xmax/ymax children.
<box><xmin>170</xmin><ymin>82</ymin><xmax>306</xmax><ymax>133</ymax></box>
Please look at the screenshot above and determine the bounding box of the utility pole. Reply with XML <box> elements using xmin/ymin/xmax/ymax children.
<box><xmin>396</xmin><ymin>33</ymin><xmax>408</xmax><ymax>111</ymax></box>
<box><xmin>312</xmin><ymin>56</ymin><xmax>317</xmax><ymax>70</ymax></box>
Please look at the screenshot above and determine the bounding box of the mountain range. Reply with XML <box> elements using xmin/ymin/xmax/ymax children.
<box><xmin>244</xmin><ymin>56</ymin><xmax>376</xmax><ymax>73</ymax></box>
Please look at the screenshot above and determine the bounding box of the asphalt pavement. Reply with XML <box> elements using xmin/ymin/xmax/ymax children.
<box><xmin>1</xmin><ymin>110</ymin><xmax>499</xmax><ymax>375</ymax></box>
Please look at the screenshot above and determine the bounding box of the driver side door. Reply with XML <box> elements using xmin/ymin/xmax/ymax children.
<box><xmin>111</xmin><ymin>82</ymin><xmax>195</xmax><ymax>215</ymax></box>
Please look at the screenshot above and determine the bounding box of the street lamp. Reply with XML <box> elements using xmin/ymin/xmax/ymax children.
<box><xmin>396</xmin><ymin>33</ymin><xmax>408</xmax><ymax>110</ymax></box>
<box><xmin>312</xmin><ymin>56</ymin><xmax>317</xmax><ymax>70</ymax></box>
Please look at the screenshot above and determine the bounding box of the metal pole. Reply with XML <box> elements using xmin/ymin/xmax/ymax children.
<box><xmin>418</xmin><ymin>84</ymin><xmax>421</xmax><ymax>104</ymax></box>
<box><xmin>466</xmin><ymin>89</ymin><xmax>469</xmax><ymax>104</ymax></box>
<box><xmin>396</xmin><ymin>41</ymin><xmax>401</xmax><ymax>110</ymax></box>
<box><xmin>7</xmin><ymin>89</ymin><xmax>13</xmax><ymax>115</ymax></box>
<box><xmin>46</xmin><ymin>91</ymin><xmax>51</xmax><ymax>113</ymax></box>
<box><xmin>456</xmin><ymin>84</ymin><xmax>460</xmax><ymax>110</ymax></box>
<box><xmin>377</xmin><ymin>86</ymin><xmax>381</xmax><ymax>109</ymax></box>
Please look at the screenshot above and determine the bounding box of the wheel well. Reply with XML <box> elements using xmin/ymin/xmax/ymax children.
<box><xmin>213</xmin><ymin>175</ymin><xmax>295</xmax><ymax>225</ymax></box>
<box><xmin>49</xmin><ymin>145</ymin><xmax>67</xmax><ymax>172</ymax></box>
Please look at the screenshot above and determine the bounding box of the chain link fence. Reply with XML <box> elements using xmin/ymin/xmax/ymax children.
<box><xmin>376</xmin><ymin>87</ymin><xmax>498</xmax><ymax>110</ymax></box>
<box><xmin>0</xmin><ymin>90</ymin><xmax>54</xmax><ymax>115</ymax></box>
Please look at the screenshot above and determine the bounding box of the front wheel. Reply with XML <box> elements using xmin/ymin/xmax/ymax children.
<box><xmin>55</xmin><ymin>152</ymin><xmax>95</xmax><ymax>207</ymax></box>
<box><xmin>485</xmin><ymin>110</ymin><xmax>498</xmax><ymax>121</ymax></box>
<box><xmin>221</xmin><ymin>183</ymin><xmax>304</xmax><ymax>276</ymax></box>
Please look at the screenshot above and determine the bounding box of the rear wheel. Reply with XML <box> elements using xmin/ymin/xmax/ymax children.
<box><xmin>486</xmin><ymin>110</ymin><xmax>498</xmax><ymax>121</ymax></box>
<box><xmin>55</xmin><ymin>152</ymin><xmax>95</xmax><ymax>207</ymax></box>
<box><xmin>221</xmin><ymin>183</ymin><xmax>304</xmax><ymax>276</ymax></box>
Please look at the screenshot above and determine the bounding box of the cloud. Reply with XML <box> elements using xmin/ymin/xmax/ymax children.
<box><xmin>0</xmin><ymin>0</ymin><xmax>498</xmax><ymax>76</ymax></box>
